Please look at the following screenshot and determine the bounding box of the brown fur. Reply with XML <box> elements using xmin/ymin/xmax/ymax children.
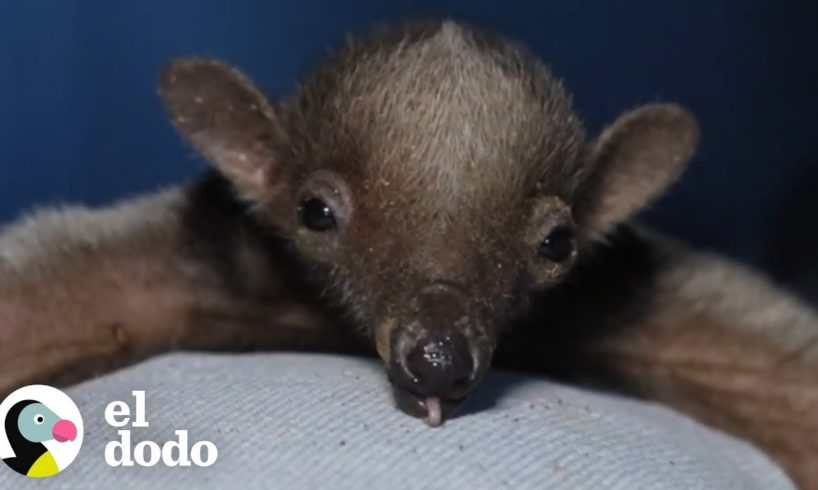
<box><xmin>496</xmin><ymin>226</ymin><xmax>818</xmax><ymax>487</ymax></box>
<box><xmin>0</xmin><ymin>20</ymin><xmax>815</xmax><ymax>487</ymax></box>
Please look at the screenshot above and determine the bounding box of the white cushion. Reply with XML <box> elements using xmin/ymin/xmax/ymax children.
<box><xmin>1</xmin><ymin>353</ymin><xmax>794</xmax><ymax>489</ymax></box>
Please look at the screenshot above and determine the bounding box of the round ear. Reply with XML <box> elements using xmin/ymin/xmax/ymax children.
<box><xmin>575</xmin><ymin>103</ymin><xmax>700</xmax><ymax>236</ymax></box>
<box><xmin>159</xmin><ymin>58</ymin><xmax>287</xmax><ymax>200</ymax></box>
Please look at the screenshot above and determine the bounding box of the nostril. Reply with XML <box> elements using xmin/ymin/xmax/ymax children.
<box><xmin>398</xmin><ymin>359</ymin><xmax>422</xmax><ymax>386</ymax></box>
<box><xmin>391</xmin><ymin>330</ymin><xmax>423</xmax><ymax>387</ymax></box>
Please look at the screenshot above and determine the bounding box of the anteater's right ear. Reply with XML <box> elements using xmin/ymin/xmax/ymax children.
<box><xmin>159</xmin><ymin>58</ymin><xmax>286</xmax><ymax>199</ymax></box>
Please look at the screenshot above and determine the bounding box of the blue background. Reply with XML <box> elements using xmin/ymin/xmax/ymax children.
<box><xmin>1</xmin><ymin>1</ymin><xmax>816</xmax><ymax>299</ymax></box>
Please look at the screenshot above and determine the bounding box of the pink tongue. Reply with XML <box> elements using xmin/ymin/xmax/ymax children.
<box><xmin>52</xmin><ymin>419</ymin><xmax>77</xmax><ymax>442</ymax></box>
<box><xmin>424</xmin><ymin>397</ymin><xmax>443</xmax><ymax>427</ymax></box>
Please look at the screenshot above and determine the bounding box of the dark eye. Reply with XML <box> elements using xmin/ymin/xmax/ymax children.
<box><xmin>538</xmin><ymin>227</ymin><xmax>574</xmax><ymax>262</ymax></box>
<box><xmin>34</xmin><ymin>414</ymin><xmax>44</xmax><ymax>424</ymax></box>
<box><xmin>298</xmin><ymin>197</ymin><xmax>337</xmax><ymax>231</ymax></box>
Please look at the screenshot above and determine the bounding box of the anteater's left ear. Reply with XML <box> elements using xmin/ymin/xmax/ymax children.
<box><xmin>159</xmin><ymin>58</ymin><xmax>287</xmax><ymax>200</ymax></box>
<box><xmin>575</xmin><ymin>103</ymin><xmax>699</xmax><ymax>236</ymax></box>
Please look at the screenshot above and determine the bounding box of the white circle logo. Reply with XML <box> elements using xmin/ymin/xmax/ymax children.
<box><xmin>0</xmin><ymin>385</ymin><xmax>83</xmax><ymax>478</ymax></box>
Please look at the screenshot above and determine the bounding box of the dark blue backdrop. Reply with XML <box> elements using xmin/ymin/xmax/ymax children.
<box><xmin>1</xmin><ymin>1</ymin><xmax>816</xmax><ymax>298</ymax></box>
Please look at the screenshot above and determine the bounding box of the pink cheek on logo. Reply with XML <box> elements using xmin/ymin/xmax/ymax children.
<box><xmin>52</xmin><ymin>419</ymin><xmax>77</xmax><ymax>442</ymax></box>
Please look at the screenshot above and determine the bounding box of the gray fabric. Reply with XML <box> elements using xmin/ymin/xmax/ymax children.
<box><xmin>2</xmin><ymin>353</ymin><xmax>793</xmax><ymax>489</ymax></box>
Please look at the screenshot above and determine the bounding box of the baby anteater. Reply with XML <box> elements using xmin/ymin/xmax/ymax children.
<box><xmin>1</xmin><ymin>20</ymin><xmax>816</xmax><ymax>487</ymax></box>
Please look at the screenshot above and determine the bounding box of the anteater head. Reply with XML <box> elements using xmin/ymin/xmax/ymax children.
<box><xmin>159</xmin><ymin>21</ymin><xmax>699</xmax><ymax>425</ymax></box>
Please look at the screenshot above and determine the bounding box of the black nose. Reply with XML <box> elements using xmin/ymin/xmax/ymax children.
<box><xmin>403</xmin><ymin>332</ymin><xmax>474</xmax><ymax>399</ymax></box>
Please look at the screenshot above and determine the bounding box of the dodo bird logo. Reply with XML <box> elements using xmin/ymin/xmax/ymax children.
<box><xmin>0</xmin><ymin>385</ymin><xmax>83</xmax><ymax>478</ymax></box>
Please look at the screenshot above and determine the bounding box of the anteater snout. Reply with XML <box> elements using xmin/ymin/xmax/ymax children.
<box><xmin>385</xmin><ymin>282</ymin><xmax>493</xmax><ymax>425</ymax></box>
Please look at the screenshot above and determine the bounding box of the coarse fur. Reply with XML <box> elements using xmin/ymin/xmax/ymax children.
<box><xmin>0</xmin><ymin>20</ymin><xmax>816</xmax><ymax>487</ymax></box>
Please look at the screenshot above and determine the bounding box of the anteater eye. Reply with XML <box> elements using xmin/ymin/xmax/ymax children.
<box><xmin>298</xmin><ymin>197</ymin><xmax>337</xmax><ymax>232</ymax></box>
<box><xmin>34</xmin><ymin>414</ymin><xmax>44</xmax><ymax>424</ymax></box>
<box><xmin>538</xmin><ymin>227</ymin><xmax>574</xmax><ymax>262</ymax></box>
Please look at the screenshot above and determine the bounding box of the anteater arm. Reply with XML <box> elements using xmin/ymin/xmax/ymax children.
<box><xmin>592</xmin><ymin>243</ymin><xmax>818</xmax><ymax>487</ymax></box>
<box><xmin>0</xmin><ymin>188</ymin><xmax>355</xmax><ymax>396</ymax></box>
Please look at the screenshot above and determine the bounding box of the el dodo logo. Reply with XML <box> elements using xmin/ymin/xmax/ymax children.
<box><xmin>104</xmin><ymin>391</ymin><xmax>218</xmax><ymax>467</ymax></box>
<box><xmin>0</xmin><ymin>385</ymin><xmax>82</xmax><ymax>478</ymax></box>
